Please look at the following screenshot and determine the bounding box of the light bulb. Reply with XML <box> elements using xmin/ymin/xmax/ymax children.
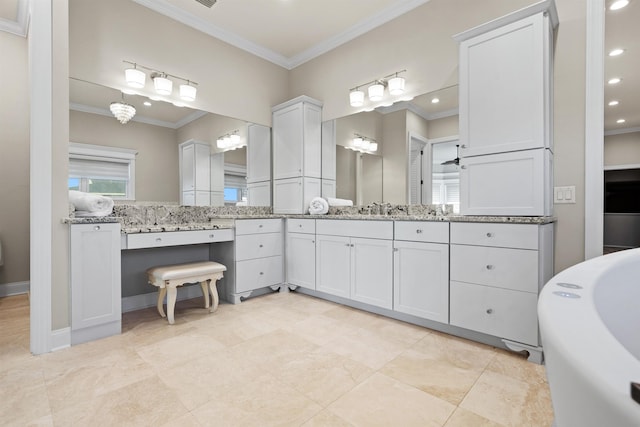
<box><xmin>350</xmin><ymin>89</ymin><xmax>365</xmax><ymax>107</ymax></box>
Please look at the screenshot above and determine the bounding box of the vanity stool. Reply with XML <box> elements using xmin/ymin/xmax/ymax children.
<box><xmin>146</xmin><ymin>261</ymin><xmax>226</xmax><ymax>325</ymax></box>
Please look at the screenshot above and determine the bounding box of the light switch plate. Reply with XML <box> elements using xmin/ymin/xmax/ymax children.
<box><xmin>554</xmin><ymin>186</ymin><xmax>576</xmax><ymax>204</ymax></box>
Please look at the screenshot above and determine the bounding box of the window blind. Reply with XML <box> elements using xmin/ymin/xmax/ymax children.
<box><xmin>69</xmin><ymin>158</ymin><xmax>129</xmax><ymax>180</ymax></box>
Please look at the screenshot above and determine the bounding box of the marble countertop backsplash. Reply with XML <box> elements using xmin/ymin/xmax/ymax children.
<box><xmin>64</xmin><ymin>202</ymin><xmax>556</xmax><ymax>232</ymax></box>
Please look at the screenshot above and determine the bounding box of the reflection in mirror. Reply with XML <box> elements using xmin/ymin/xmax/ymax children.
<box><xmin>68</xmin><ymin>78</ymin><xmax>268</xmax><ymax>206</ymax></box>
<box><xmin>335</xmin><ymin>85</ymin><xmax>459</xmax><ymax>205</ymax></box>
<box><xmin>431</xmin><ymin>140</ymin><xmax>460</xmax><ymax>213</ymax></box>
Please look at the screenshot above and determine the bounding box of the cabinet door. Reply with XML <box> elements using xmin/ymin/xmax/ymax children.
<box><xmin>459</xmin><ymin>13</ymin><xmax>549</xmax><ymax>157</ymax></box>
<box><xmin>194</xmin><ymin>190</ymin><xmax>211</xmax><ymax>206</ymax></box>
<box><xmin>273</xmin><ymin>177</ymin><xmax>303</xmax><ymax>214</ymax></box>
<box><xmin>351</xmin><ymin>237</ymin><xmax>393</xmax><ymax>310</ymax></box>
<box><xmin>316</xmin><ymin>234</ymin><xmax>350</xmax><ymax>298</ymax></box>
<box><xmin>181</xmin><ymin>143</ymin><xmax>195</xmax><ymax>191</ymax></box>
<box><xmin>303</xmin><ymin>102</ymin><xmax>322</xmax><ymax>179</ymax></box>
<box><xmin>393</xmin><ymin>240</ymin><xmax>449</xmax><ymax>323</ymax></box>
<box><xmin>460</xmin><ymin>148</ymin><xmax>550</xmax><ymax>216</ymax></box>
<box><xmin>287</xmin><ymin>233</ymin><xmax>316</xmax><ymax>290</ymax></box>
<box><xmin>273</xmin><ymin>103</ymin><xmax>303</xmax><ymax>179</ymax></box>
<box><xmin>70</xmin><ymin>223</ymin><xmax>121</xmax><ymax>332</ymax></box>
<box><xmin>182</xmin><ymin>190</ymin><xmax>195</xmax><ymax>206</ymax></box>
<box><xmin>321</xmin><ymin>179</ymin><xmax>336</xmax><ymax>199</ymax></box>
<box><xmin>247</xmin><ymin>181</ymin><xmax>271</xmax><ymax>206</ymax></box>
<box><xmin>235</xmin><ymin>256</ymin><xmax>283</xmax><ymax>293</ymax></box>
<box><xmin>247</xmin><ymin>124</ymin><xmax>271</xmax><ymax>183</ymax></box>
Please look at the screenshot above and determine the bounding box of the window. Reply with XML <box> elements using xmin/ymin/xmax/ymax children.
<box><xmin>223</xmin><ymin>163</ymin><xmax>247</xmax><ymax>205</ymax></box>
<box><xmin>432</xmin><ymin>173</ymin><xmax>460</xmax><ymax>213</ymax></box>
<box><xmin>68</xmin><ymin>143</ymin><xmax>137</xmax><ymax>200</ymax></box>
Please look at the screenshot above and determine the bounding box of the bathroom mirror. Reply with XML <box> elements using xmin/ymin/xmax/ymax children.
<box><xmin>69</xmin><ymin>78</ymin><xmax>265</xmax><ymax>206</ymax></box>
<box><xmin>334</xmin><ymin>85</ymin><xmax>459</xmax><ymax>205</ymax></box>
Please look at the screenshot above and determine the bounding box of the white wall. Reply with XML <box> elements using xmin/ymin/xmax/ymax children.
<box><xmin>604</xmin><ymin>131</ymin><xmax>640</xmax><ymax>166</ymax></box>
<box><xmin>0</xmin><ymin>31</ymin><xmax>29</xmax><ymax>286</ymax></box>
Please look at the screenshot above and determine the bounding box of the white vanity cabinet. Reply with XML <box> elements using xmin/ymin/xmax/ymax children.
<box><xmin>246</xmin><ymin>123</ymin><xmax>271</xmax><ymax>206</ymax></box>
<box><xmin>180</xmin><ymin>140</ymin><xmax>211</xmax><ymax>206</ymax></box>
<box><xmin>70</xmin><ymin>223</ymin><xmax>121</xmax><ymax>345</ymax></box>
<box><xmin>449</xmin><ymin>222</ymin><xmax>553</xmax><ymax>362</ymax></box>
<box><xmin>233</xmin><ymin>219</ymin><xmax>284</xmax><ymax>302</ymax></box>
<box><xmin>455</xmin><ymin>3</ymin><xmax>557</xmax><ymax>216</ymax></box>
<box><xmin>393</xmin><ymin>221</ymin><xmax>449</xmax><ymax>323</ymax></box>
<box><xmin>286</xmin><ymin>219</ymin><xmax>316</xmax><ymax>290</ymax></box>
<box><xmin>315</xmin><ymin>220</ymin><xmax>393</xmax><ymax>309</ymax></box>
<box><xmin>272</xmin><ymin>96</ymin><xmax>322</xmax><ymax>213</ymax></box>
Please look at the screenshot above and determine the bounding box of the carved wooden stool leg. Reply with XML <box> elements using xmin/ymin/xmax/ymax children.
<box><xmin>157</xmin><ymin>287</ymin><xmax>167</xmax><ymax>318</ymax></box>
<box><xmin>200</xmin><ymin>281</ymin><xmax>210</xmax><ymax>309</ymax></box>
<box><xmin>166</xmin><ymin>286</ymin><xmax>178</xmax><ymax>325</ymax></box>
<box><xmin>208</xmin><ymin>279</ymin><xmax>219</xmax><ymax>313</ymax></box>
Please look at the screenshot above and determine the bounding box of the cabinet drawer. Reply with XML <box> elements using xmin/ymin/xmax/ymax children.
<box><xmin>316</xmin><ymin>219</ymin><xmax>393</xmax><ymax>240</ymax></box>
<box><xmin>394</xmin><ymin>221</ymin><xmax>449</xmax><ymax>243</ymax></box>
<box><xmin>125</xmin><ymin>229</ymin><xmax>233</xmax><ymax>249</ymax></box>
<box><xmin>450</xmin><ymin>222</ymin><xmax>538</xmax><ymax>249</ymax></box>
<box><xmin>450</xmin><ymin>244</ymin><xmax>538</xmax><ymax>293</ymax></box>
<box><xmin>450</xmin><ymin>281</ymin><xmax>538</xmax><ymax>346</ymax></box>
<box><xmin>235</xmin><ymin>218</ymin><xmax>282</xmax><ymax>235</ymax></box>
<box><xmin>235</xmin><ymin>256</ymin><xmax>283</xmax><ymax>293</ymax></box>
<box><xmin>235</xmin><ymin>233</ymin><xmax>282</xmax><ymax>261</ymax></box>
<box><xmin>287</xmin><ymin>218</ymin><xmax>316</xmax><ymax>234</ymax></box>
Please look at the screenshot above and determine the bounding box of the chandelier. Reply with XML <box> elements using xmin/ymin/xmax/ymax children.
<box><xmin>109</xmin><ymin>95</ymin><xmax>136</xmax><ymax>124</ymax></box>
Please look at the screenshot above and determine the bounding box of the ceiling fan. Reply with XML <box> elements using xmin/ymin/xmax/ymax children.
<box><xmin>441</xmin><ymin>144</ymin><xmax>460</xmax><ymax>166</ymax></box>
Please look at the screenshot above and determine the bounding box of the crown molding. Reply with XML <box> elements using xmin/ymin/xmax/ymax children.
<box><xmin>133</xmin><ymin>0</ymin><xmax>430</xmax><ymax>70</ymax></box>
<box><xmin>376</xmin><ymin>100</ymin><xmax>458</xmax><ymax>121</ymax></box>
<box><xmin>0</xmin><ymin>0</ymin><xmax>30</xmax><ymax>37</ymax></box>
<box><xmin>604</xmin><ymin>126</ymin><xmax>640</xmax><ymax>137</ymax></box>
<box><xmin>70</xmin><ymin>102</ymin><xmax>204</xmax><ymax>129</ymax></box>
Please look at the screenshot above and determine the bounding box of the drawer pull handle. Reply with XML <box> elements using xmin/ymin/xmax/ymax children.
<box><xmin>345</xmin><ymin>243</ymin><xmax>350</xmax><ymax>247</ymax></box>
<box><xmin>416</xmin><ymin>229</ymin><xmax>423</xmax><ymax>234</ymax></box>
<box><xmin>259</xmin><ymin>272</ymin><xmax>264</xmax><ymax>275</ymax></box>
<box><xmin>155</xmin><ymin>238</ymin><xmax>162</xmax><ymax>242</ymax></box>
<box><xmin>461</xmin><ymin>165</ymin><xmax>467</xmax><ymax>169</ymax></box>
<box><xmin>93</xmin><ymin>225</ymin><xmax>101</xmax><ymax>231</ymax></box>
<box><xmin>311</xmin><ymin>240</ymin><xmax>315</xmax><ymax>244</ymax></box>
<box><xmin>486</xmin><ymin>232</ymin><xmax>493</xmax><ymax>238</ymax></box>
<box><xmin>259</xmin><ymin>244</ymin><xmax>263</xmax><ymax>248</ymax></box>
<box><xmin>486</xmin><ymin>308</ymin><xmax>493</xmax><ymax>314</ymax></box>
<box><xmin>486</xmin><ymin>264</ymin><xmax>494</xmax><ymax>270</ymax></box>
<box><xmin>209</xmin><ymin>234</ymin><xmax>215</xmax><ymax>238</ymax></box>
<box><xmin>351</xmin><ymin>244</ymin><xmax>355</xmax><ymax>247</ymax></box>
<box><xmin>299</xmin><ymin>224</ymin><xmax>302</xmax><ymax>228</ymax></box>
<box><xmin>259</xmin><ymin>225</ymin><xmax>263</xmax><ymax>228</ymax></box>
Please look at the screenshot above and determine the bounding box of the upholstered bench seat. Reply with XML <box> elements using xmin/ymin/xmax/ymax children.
<box><xmin>146</xmin><ymin>261</ymin><xmax>226</xmax><ymax>324</ymax></box>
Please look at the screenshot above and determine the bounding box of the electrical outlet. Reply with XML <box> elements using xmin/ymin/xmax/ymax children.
<box><xmin>554</xmin><ymin>186</ymin><xmax>576</xmax><ymax>204</ymax></box>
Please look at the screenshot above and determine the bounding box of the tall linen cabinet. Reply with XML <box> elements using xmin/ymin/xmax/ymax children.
<box><xmin>454</xmin><ymin>1</ymin><xmax>558</xmax><ymax>216</ymax></box>
<box><xmin>272</xmin><ymin>96</ymin><xmax>323</xmax><ymax>214</ymax></box>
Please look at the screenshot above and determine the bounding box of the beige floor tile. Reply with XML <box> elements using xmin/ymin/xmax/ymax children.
<box><xmin>444</xmin><ymin>407</ymin><xmax>504</xmax><ymax>426</ymax></box>
<box><xmin>230</xmin><ymin>329</ymin><xmax>319</xmax><ymax>370</ymax></box>
<box><xmin>328</xmin><ymin>372</ymin><xmax>456</xmax><ymax>427</ymax></box>
<box><xmin>365</xmin><ymin>316</ymin><xmax>431</xmax><ymax>347</ymax></box>
<box><xmin>0</xmin><ymin>363</ymin><xmax>51</xmax><ymax>426</ymax></box>
<box><xmin>486</xmin><ymin>349</ymin><xmax>549</xmax><ymax>385</ymax></box>
<box><xmin>283</xmin><ymin>313</ymin><xmax>361</xmax><ymax>346</ymax></box>
<box><xmin>160</xmin><ymin>411</ymin><xmax>203</xmax><ymax>427</ymax></box>
<box><xmin>301</xmin><ymin>409</ymin><xmax>354</xmax><ymax>427</ymax></box>
<box><xmin>272</xmin><ymin>349</ymin><xmax>374</xmax><ymax>406</ymax></box>
<box><xmin>460</xmin><ymin>369</ymin><xmax>553</xmax><ymax>427</ymax></box>
<box><xmin>51</xmin><ymin>375</ymin><xmax>188</xmax><ymax>426</ymax></box>
<box><xmin>192</xmin><ymin>310</ymin><xmax>283</xmax><ymax>346</ymax></box>
<box><xmin>381</xmin><ymin>332</ymin><xmax>496</xmax><ymax>405</ymax></box>
<box><xmin>319</xmin><ymin>327</ymin><xmax>408</xmax><ymax>370</ymax></box>
<box><xmin>135</xmin><ymin>330</ymin><xmax>227</xmax><ymax>370</ymax></box>
<box><xmin>42</xmin><ymin>346</ymin><xmax>156</xmax><ymax>413</ymax></box>
<box><xmin>320</xmin><ymin>304</ymin><xmax>386</xmax><ymax>329</ymax></box>
<box><xmin>190</xmin><ymin>372</ymin><xmax>322</xmax><ymax>427</ymax></box>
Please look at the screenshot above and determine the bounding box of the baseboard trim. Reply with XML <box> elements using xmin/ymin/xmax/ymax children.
<box><xmin>121</xmin><ymin>285</ymin><xmax>206</xmax><ymax>313</ymax></box>
<box><xmin>51</xmin><ymin>327</ymin><xmax>71</xmax><ymax>352</ymax></box>
<box><xmin>0</xmin><ymin>281</ymin><xmax>30</xmax><ymax>297</ymax></box>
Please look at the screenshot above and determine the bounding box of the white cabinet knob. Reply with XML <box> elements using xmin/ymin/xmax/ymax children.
<box><xmin>259</xmin><ymin>224</ymin><xmax>263</xmax><ymax>228</ymax></box>
<box><xmin>416</xmin><ymin>229</ymin><xmax>423</xmax><ymax>234</ymax></box>
<box><xmin>259</xmin><ymin>244</ymin><xmax>263</xmax><ymax>248</ymax></box>
<box><xmin>155</xmin><ymin>237</ymin><xmax>162</xmax><ymax>242</ymax></box>
<box><xmin>299</xmin><ymin>224</ymin><xmax>302</xmax><ymax>228</ymax></box>
<box><xmin>486</xmin><ymin>308</ymin><xmax>493</xmax><ymax>314</ymax></box>
<box><xmin>486</xmin><ymin>232</ymin><xmax>493</xmax><ymax>237</ymax></box>
<box><xmin>209</xmin><ymin>234</ymin><xmax>215</xmax><ymax>238</ymax></box>
<box><xmin>461</xmin><ymin>144</ymin><xmax>467</xmax><ymax>149</ymax></box>
<box><xmin>486</xmin><ymin>264</ymin><xmax>494</xmax><ymax>270</ymax></box>
<box><xmin>259</xmin><ymin>272</ymin><xmax>264</xmax><ymax>275</ymax></box>
<box><xmin>93</xmin><ymin>225</ymin><xmax>101</xmax><ymax>231</ymax></box>
<box><xmin>460</xmin><ymin>165</ymin><xmax>467</xmax><ymax>169</ymax></box>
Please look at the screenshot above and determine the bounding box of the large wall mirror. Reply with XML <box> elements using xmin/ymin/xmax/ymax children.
<box><xmin>334</xmin><ymin>85</ymin><xmax>459</xmax><ymax>206</ymax></box>
<box><xmin>69</xmin><ymin>78</ymin><xmax>266</xmax><ymax>206</ymax></box>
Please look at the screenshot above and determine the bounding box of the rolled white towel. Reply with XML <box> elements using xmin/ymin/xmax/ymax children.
<box><xmin>308</xmin><ymin>197</ymin><xmax>329</xmax><ymax>215</ymax></box>
<box><xmin>327</xmin><ymin>197</ymin><xmax>353</xmax><ymax>207</ymax></box>
<box><xmin>69</xmin><ymin>190</ymin><xmax>114</xmax><ymax>215</ymax></box>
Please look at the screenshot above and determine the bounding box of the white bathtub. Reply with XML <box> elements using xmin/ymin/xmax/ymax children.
<box><xmin>539</xmin><ymin>248</ymin><xmax>640</xmax><ymax>426</ymax></box>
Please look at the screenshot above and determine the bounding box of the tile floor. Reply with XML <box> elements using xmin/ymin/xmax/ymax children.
<box><xmin>0</xmin><ymin>291</ymin><xmax>555</xmax><ymax>426</ymax></box>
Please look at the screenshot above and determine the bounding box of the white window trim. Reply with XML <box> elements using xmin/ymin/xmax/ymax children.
<box><xmin>69</xmin><ymin>142</ymin><xmax>138</xmax><ymax>200</ymax></box>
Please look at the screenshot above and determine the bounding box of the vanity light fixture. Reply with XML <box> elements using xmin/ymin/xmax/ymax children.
<box><xmin>349</xmin><ymin>134</ymin><xmax>378</xmax><ymax>154</ymax></box>
<box><xmin>122</xmin><ymin>60</ymin><xmax>198</xmax><ymax>101</ymax></box>
<box><xmin>109</xmin><ymin>93</ymin><xmax>136</xmax><ymax>124</ymax></box>
<box><xmin>349</xmin><ymin>69</ymin><xmax>407</xmax><ymax>107</ymax></box>
<box><xmin>216</xmin><ymin>130</ymin><xmax>245</xmax><ymax>152</ymax></box>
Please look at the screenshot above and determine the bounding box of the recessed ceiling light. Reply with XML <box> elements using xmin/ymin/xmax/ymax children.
<box><xmin>608</xmin><ymin>100</ymin><xmax>619</xmax><ymax>106</ymax></box>
<box><xmin>121</xmin><ymin>89</ymin><xmax>137</xmax><ymax>95</ymax></box>
<box><xmin>608</xmin><ymin>48</ymin><xmax>625</xmax><ymax>56</ymax></box>
<box><xmin>431</xmin><ymin>97</ymin><xmax>440</xmax><ymax>104</ymax></box>
<box><xmin>143</xmin><ymin>101</ymin><xmax>151</xmax><ymax>106</ymax></box>
<box><xmin>608</xmin><ymin>77</ymin><xmax>622</xmax><ymax>84</ymax></box>
<box><xmin>616</xmin><ymin>119</ymin><xmax>626</xmax><ymax>124</ymax></box>
<box><xmin>610</xmin><ymin>0</ymin><xmax>629</xmax><ymax>10</ymax></box>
